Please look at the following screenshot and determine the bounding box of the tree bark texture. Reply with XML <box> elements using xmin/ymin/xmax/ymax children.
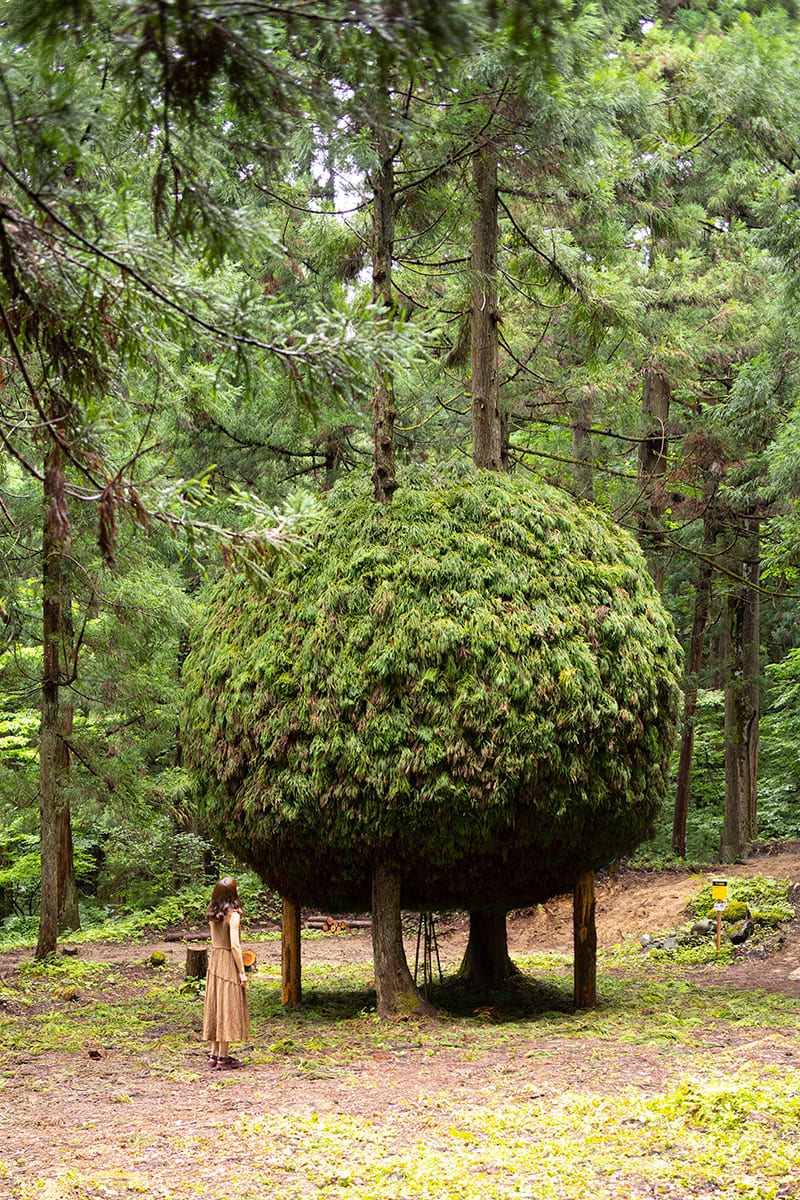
<box><xmin>471</xmin><ymin>138</ymin><xmax>502</xmax><ymax>471</ymax></box>
<box><xmin>464</xmin><ymin>134</ymin><xmax>512</xmax><ymax>980</ymax></box>
<box><xmin>281</xmin><ymin>896</ymin><xmax>302</xmax><ymax>1006</ymax></box>
<box><xmin>719</xmin><ymin>517</ymin><xmax>760</xmax><ymax>862</ymax></box>
<box><xmin>637</xmin><ymin>367</ymin><xmax>671</xmax><ymax>591</ymax></box>
<box><xmin>573</xmin><ymin>871</ymin><xmax>597</xmax><ymax>1009</ymax></box>
<box><xmin>185</xmin><ymin>946</ymin><xmax>208</xmax><ymax>980</ymax></box>
<box><xmin>371</xmin><ymin>861</ymin><xmax>435</xmax><ymax>1018</ymax></box>
<box><xmin>56</xmin><ymin>584</ymin><xmax>80</xmax><ymax>933</ymax></box>
<box><xmin>36</xmin><ymin>446</ymin><xmax>74</xmax><ymax>959</ymax></box>
<box><xmin>457</xmin><ymin>908</ymin><xmax>518</xmax><ymax>988</ymax></box>
<box><xmin>371</xmin><ymin>126</ymin><xmax>398</xmax><ymax>505</ymax></box>
<box><xmin>571</xmin><ymin>386</ymin><xmax>595</xmax><ymax>503</ymax></box>
<box><xmin>672</xmin><ymin>521</ymin><xmax>714</xmax><ymax>857</ymax></box>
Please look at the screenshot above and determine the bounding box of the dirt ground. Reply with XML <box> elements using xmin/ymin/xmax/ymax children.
<box><xmin>2</xmin><ymin>847</ymin><xmax>800</xmax><ymax>1199</ymax></box>
<box><xmin>5</xmin><ymin>843</ymin><xmax>795</xmax><ymax>986</ymax></box>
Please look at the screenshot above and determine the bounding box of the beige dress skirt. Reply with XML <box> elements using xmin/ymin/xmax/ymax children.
<box><xmin>202</xmin><ymin>939</ymin><xmax>250</xmax><ymax>1044</ymax></box>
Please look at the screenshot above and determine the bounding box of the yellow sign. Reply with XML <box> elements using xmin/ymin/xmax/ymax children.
<box><xmin>712</xmin><ymin>878</ymin><xmax>728</xmax><ymax>903</ymax></box>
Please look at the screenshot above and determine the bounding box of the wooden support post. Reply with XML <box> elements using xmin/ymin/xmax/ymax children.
<box><xmin>185</xmin><ymin>946</ymin><xmax>208</xmax><ymax>981</ymax></box>
<box><xmin>281</xmin><ymin>897</ymin><xmax>302</xmax><ymax>1007</ymax></box>
<box><xmin>573</xmin><ymin>871</ymin><xmax>597</xmax><ymax>1010</ymax></box>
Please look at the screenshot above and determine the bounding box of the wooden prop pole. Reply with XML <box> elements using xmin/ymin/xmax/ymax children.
<box><xmin>281</xmin><ymin>897</ymin><xmax>302</xmax><ymax>1006</ymax></box>
<box><xmin>573</xmin><ymin>871</ymin><xmax>597</xmax><ymax>1010</ymax></box>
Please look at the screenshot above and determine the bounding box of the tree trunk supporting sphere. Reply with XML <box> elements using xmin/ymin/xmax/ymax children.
<box><xmin>458</xmin><ymin>909</ymin><xmax>518</xmax><ymax>987</ymax></box>
<box><xmin>573</xmin><ymin>871</ymin><xmax>597</xmax><ymax>1009</ymax></box>
<box><xmin>372</xmin><ymin>861</ymin><xmax>436</xmax><ymax>1018</ymax></box>
<box><xmin>281</xmin><ymin>896</ymin><xmax>302</xmax><ymax>1006</ymax></box>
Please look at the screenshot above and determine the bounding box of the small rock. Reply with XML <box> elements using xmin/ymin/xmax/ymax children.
<box><xmin>148</xmin><ymin>951</ymin><xmax>167</xmax><ymax>967</ymax></box>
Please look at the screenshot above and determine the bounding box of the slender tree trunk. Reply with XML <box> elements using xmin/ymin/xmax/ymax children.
<box><xmin>637</xmin><ymin>367</ymin><xmax>670</xmax><ymax>591</ymax></box>
<box><xmin>573</xmin><ymin>871</ymin><xmax>597</xmax><ymax>1009</ymax></box>
<box><xmin>371</xmin><ymin>860</ymin><xmax>436</xmax><ymax>1018</ymax></box>
<box><xmin>57</xmin><ymin>708</ymin><xmax>80</xmax><ymax>933</ymax></box>
<box><xmin>367</xmin><ymin>109</ymin><xmax>427</xmax><ymax>1012</ymax></box>
<box><xmin>371</xmin><ymin>123</ymin><xmax>398</xmax><ymax>505</ymax></box>
<box><xmin>56</xmin><ymin>560</ymin><xmax>79</xmax><ymax>933</ymax></box>
<box><xmin>37</xmin><ymin>446</ymin><xmax>74</xmax><ymax>959</ymax></box>
<box><xmin>719</xmin><ymin>516</ymin><xmax>760</xmax><ymax>862</ymax></box>
<box><xmin>462</xmin><ymin>132</ymin><xmax>516</xmax><ymax>986</ymax></box>
<box><xmin>571</xmin><ymin>386</ymin><xmax>595</xmax><ymax>502</ymax></box>
<box><xmin>672</xmin><ymin>517</ymin><xmax>714</xmax><ymax>857</ymax></box>
<box><xmin>471</xmin><ymin>137</ymin><xmax>502</xmax><ymax>471</ymax></box>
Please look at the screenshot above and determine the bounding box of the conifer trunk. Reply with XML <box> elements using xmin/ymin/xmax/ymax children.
<box><xmin>366</xmin><ymin>105</ymin><xmax>429</xmax><ymax>1013</ymax></box>
<box><xmin>719</xmin><ymin>516</ymin><xmax>760</xmax><ymax>862</ymax></box>
<box><xmin>57</xmin><ymin>708</ymin><xmax>80</xmax><ymax>934</ymax></box>
<box><xmin>56</xmin><ymin>562</ymin><xmax>79</xmax><ymax>934</ymax></box>
<box><xmin>371</xmin><ymin>121</ymin><xmax>398</xmax><ymax>505</ymax></box>
<box><xmin>672</xmin><ymin>519</ymin><xmax>714</xmax><ymax>857</ymax></box>
<box><xmin>638</xmin><ymin>367</ymin><xmax>670</xmax><ymax>591</ymax></box>
<box><xmin>462</xmin><ymin>132</ymin><xmax>516</xmax><ymax>987</ymax></box>
<box><xmin>371</xmin><ymin>861</ymin><xmax>435</xmax><ymax>1018</ymax></box>
<box><xmin>471</xmin><ymin>137</ymin><xmax>502</xmax><ymax>471</ymax></box>
<box><xmin>458</xmin><ymin>909</ymin><xmax>518</xmax><ymax>987</ymax></box>
<box><xmin>37</xmin><ymin>446</ymin><xmax>76</xmax><ymax>958</ymax></box>
<box><xmin>571</xmin><ymin>386</ymin><xmax>595</xmax><ymax>502</ymax></box>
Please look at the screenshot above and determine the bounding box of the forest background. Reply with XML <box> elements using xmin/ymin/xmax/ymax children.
<box><xmin>3</xmin><ymin>0</ymin><xmax>800</xmax><ymax>953</ymax></box>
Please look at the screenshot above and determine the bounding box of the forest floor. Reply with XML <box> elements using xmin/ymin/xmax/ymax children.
<box><xmin>1</xmin><ymin>846</ymin><xmax>800</xmax><ymax>1200</ymax></box>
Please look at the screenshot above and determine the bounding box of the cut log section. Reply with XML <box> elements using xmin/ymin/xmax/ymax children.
<box><xmin>185</xmin><ymin>946</ymin><xmax>208</xmax><ymax>980</ymax></box>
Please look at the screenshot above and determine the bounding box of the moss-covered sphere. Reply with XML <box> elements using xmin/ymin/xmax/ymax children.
<box><xmin>183</xmin><ymin>472</ymin><xmax>682</xmax><ymax>910</ymax></box>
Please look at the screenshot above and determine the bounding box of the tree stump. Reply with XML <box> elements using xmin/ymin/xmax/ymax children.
<box><xmin>573</xmin><ymin>871</ymin><xmax>597</xmax><ymax>1009</ymax></box>
<box><xmin>185</xmin><ymin>946</ymin><xmax>208</xmax><ymax>980</ymax></box>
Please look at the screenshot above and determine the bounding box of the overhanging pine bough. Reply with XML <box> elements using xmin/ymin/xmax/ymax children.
<box><xmin>183</xmin><ymin>472</ymin><xmax>682</xmax><ymax>912</ymax></box>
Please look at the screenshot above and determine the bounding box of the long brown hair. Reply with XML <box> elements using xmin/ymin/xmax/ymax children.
<box><xmin>207</xmin><ymin>876</ymin><xmax>243</xmax><ymax>923</ymax></box>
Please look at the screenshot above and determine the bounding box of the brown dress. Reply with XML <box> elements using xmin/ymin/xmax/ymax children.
<box><xmin>202</xmin><ymin>914</ymin><xmax>250</xmax><ymax>1044</ymax></box>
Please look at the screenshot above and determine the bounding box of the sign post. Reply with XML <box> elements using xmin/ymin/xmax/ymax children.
<box><xmin>712</xmin><ymin>878</ymin><xmax>728</xmax><ymax>958</ymax></box>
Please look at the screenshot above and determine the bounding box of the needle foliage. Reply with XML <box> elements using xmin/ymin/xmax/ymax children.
<box><xmin>182</xmin><ymin>470</ymin><xmax>682</xmax><ymax>910</ymax></box>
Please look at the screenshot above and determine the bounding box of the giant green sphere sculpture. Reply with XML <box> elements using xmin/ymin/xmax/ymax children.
<box><xmin>183</xmin><ymin>472</ymin><xmax>682</xmax><ymax>911</ymax></box>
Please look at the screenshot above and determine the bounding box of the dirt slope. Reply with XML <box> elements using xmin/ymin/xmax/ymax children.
<box><xmin>4</xmin><ymin>845</ymin><xmax>799</xmax><ymax>985</ymax></box>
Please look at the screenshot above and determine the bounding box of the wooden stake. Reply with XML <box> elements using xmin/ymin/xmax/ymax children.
<box><xmin>281</xmin><ymin>897</ymin><xmax>302</xmax><ymax>1006</ymax></box>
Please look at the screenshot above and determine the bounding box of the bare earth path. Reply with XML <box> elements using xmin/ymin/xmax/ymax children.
<box><xmin>2</xmin><ymin>848</ymin><xmax>800</xmax><ymax>1200</ymax></box>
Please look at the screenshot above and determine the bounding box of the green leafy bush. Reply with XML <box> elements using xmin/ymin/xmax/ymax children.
<box><xmin>689</xmin><ymin>875</ymin><xmax>795</xmax><ymax>926</ymax></box>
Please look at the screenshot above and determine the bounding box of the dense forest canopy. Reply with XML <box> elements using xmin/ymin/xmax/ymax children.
<box><xmin>2</xmin><ymin>0</ymin><xmax>800</xmax><ymax>957</ymax></box>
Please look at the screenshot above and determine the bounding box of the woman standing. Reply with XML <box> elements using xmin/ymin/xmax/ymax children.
<box><xmin>203</xmin><ymin>877</ymin><xmax>250</xmax><ymax>1069</ymax></box>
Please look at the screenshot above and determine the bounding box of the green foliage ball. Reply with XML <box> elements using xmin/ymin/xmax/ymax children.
<box><xmin>182</xmin><ymin>472</ymin><xmax>682</xmax><ymax>910</ymax></box>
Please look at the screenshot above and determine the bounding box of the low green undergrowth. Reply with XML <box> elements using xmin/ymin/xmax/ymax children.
<box><xmin>0</xmin><ymin>873</ymin><xmax>282</xmax><ymax>951</ymax></box>
<box><xmin>4</xmin><ymin>952</ymin><xmax>799</xmax><ymax>1070</ymax></box>
<box><xmin>4</xmin><ymin>947</ymin><xmax>800</xmax><ymax>1200</ymax></box>
<box><xmin>606</xmin><ymin>874</ymin><xmax>796</xmax><ymax>970</ymax></box>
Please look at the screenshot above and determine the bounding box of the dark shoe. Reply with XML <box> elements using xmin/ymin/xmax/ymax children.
<box><xmin>207</xmin><ymin>1054</ymin><xmax>218</xmax><ymax>1068</ymax></box>
<box><xmin>214</xmin><ymin>1056</ymin><xmax>244</xmax><ymax>1070</ymax></box>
